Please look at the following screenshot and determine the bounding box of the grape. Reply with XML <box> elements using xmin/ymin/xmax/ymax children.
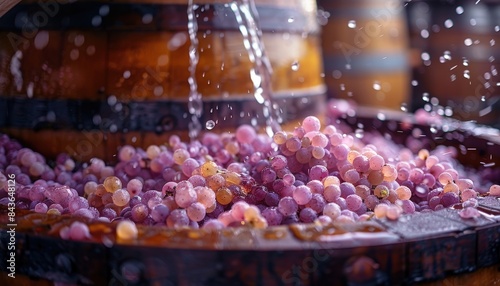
<box><xmin>202</xmin><ymin>219</ymin><xmax>225</xmax><ymax>229</ymax></box>
<box><xmin>395</xmin><ymin>186</ymin><xmax>412</xmax><ymax>200</ymax></box>
<box><xmin>112</xmin><ymin>189</ymin><xmax>130</xmax><ymax>207</ymax></box>
<box><xmin>131</xmin><ymin>204</ymin><xmax>149</xmax><ymax>222</ymax></box>
<box><xmin>187</xmin><ymin>202</ymin><xmax>206</xmax><ymax>222</ymax></box>
<box><xmin>400</xmin><ymin>200</ymin><xmax>416</xmax><ymax>214</ymax></box>
<box><xmin>355</xmin><ymin>185</ymin><xmax>370</xmax><ymax>200</ymax></box>
<box><xmin>309</xmin><ymin>165</ymin><xmax>328</xmax><ymax>181</ymax></box>
<box><xmin>441</xmin><ymin>192</ymin><xmax>459</xmax><ymax>207</ymax></box>
<box><xmin>116</xmin><ymin>220</ymin><xmax>138</xmax><ymax>240</ymax></box>
<box><xmin>299</xmin><ymin>208</ymin><xmax>317</xmax><ymax>223</ymax></box>
<box><xmin>292</xmin><ymin>185</ymin><xmax>312</xmax><ymax>205</ymax></box>
<box><xmin>68</xmin><ymin>197</ymin><xmax>89</xmax><ymax>213</ymax></box>
<box><xmin>34</xmin><ymin>202</ymin><xmax>48</xmax><ymax>213</ymax></box>
<box><xmin>67</xmin><ymin>221</ymin><xmax>90</xmax><ymax>240</ymax></box>
<box><xmin>261</xmin><ymin>207</ymin><xmax>283</xmax><ymax>226</ymax></box>
<box><xmin>264</xmin><ymin>192</ymin><xmax>279</xmax><ymax>207</ymax></box>
<box><xmin>278</xmin><ymin>197</ymin><xmax>298</xmax><ymax>216</ymax></box>
<box><xmin>216</xmin><ymin>187</ymin><xmax>233</xmax><ymax>205</ymax></box>
<box><xmin>166</xmin><ymin>209</ymin><xmax>190</xmax><ymax>227</ymax></box>
<box><xmin>332</xmin><ymin>144</ymin><xmax>349</xmax><ymax>161</ymax></box>
<box><xmin>364</xmin><ymin>195</ymin><xmax>379</xmax><ymax>210</ymax></box>
<box><xmin>374</xmin><ymin>204</ymin><xmax>389</xmax><ymax>218</ymax></box>
<box><xmin>175</xmin><ymin>181</ymin><xmax>197</xmax><ymax>208</ymax></box>
<box><xmin>302</xmin><ymin>116</ymin><xmax>321</xmax><ymax>133</ymax></box>
<box><xmin>103</xmin><ymin>176</ymin><xmax>122</xmax><ymax>193</ymax></box>
<box><xmin>345</xmin><ymin>194</ymin><xmax>362</xmax><ymax>211</ymax></box>
<box><xmin>489</xmin><ymin>184</ymin><xmax>500</xmax><ymax>196</ymax></box>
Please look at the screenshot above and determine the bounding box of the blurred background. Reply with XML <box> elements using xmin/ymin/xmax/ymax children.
<box><xmin>317</xmin><ymin>0</ymin><xmax>500</xmax><ymax>128</ymax></box>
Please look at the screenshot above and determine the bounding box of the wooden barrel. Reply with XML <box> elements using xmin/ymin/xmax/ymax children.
<box><xmin>406</xmin><ymin>0</ymin><xmax>500</xmax><ymax>126</ymax></box>
<box><xmin>0</xmin><ymin>0</ymin><xmax>326</xmax><ymax>162</ymax></box>
<box><xmin>317</xmin><ymin>0</ymin><xmax>411</xmax><ymax>110</ymax></box>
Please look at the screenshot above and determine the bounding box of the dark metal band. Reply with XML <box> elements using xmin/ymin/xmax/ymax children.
<box><xmin>0</xmin><ymin>2</ymin><xmax>319</xmax><ymax>33</ymax></box>
<box><xmin>0</xmin><ymin>89</ymin><xmax>326</xmax><ymax>133</ymax></box>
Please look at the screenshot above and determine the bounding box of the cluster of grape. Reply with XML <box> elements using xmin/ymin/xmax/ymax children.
<box><xmin>1</xmin><ymin>115</ymin><xmax>499</xmax><ymax>241</ymax></box>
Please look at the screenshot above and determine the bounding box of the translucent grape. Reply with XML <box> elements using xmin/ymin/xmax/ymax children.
<box><xmin>261</xmin><ymin>207</ymin><xmax>283</xmax><ymax>226</ymax></box>
<box><xmin>187</xmin><ymin>202</ymin><xmax>206</xmax><ymax>222</ymax></box>
<box><xmin>293</xmin><ymin>185</ymin><xmax>312</xmax><ymax>205</ymax></box>
<box><xmin>112</xmin><ymin>189</ymin><xmax>130</xmax><ymax>207</ymax></box>
<box><xmin>216</xmin><ymin>187</ymin><xmax>233</xmax><ymax>205</ymax></box>
<box><xmin>490</xmin><ymin>184</ymin><xmax>500</xmax><ymax>196</ymax></box>
<box><xmin>278</xmin><ymin>196</ymin><xmax>298</xmax><ymax>216</ymax></box>
<box><xmin>368</xmin><ymin>155</ymin><xmax>384</xmax><ymax>171</ymax></box>
<box><xmin>299</xmin><ymin>207</ymin><xmax>317</xmax><ymax>223</ymax></box>
<box><xmin>236</xmin><ymin>124</ymin><xmax>257</xmax><ymax>144</ymax></box>
<box><xmin>324</xmin><ymin>184</ymin><xmax>341</xmax><ymax>202</ymax></box>
<box><xmin>345</xmin><ymin>194</ymin><xmax>362</xmax><ymax>211</ymax></box>
<box><xmin>200</xmin><ymin>161</ymin><xmax>218</xmax><ymax>177</ymax></box>
<box><xmin>323</xmin><ymin>203</ymin><xmax>341</xmax><ymax>220</ymax></box>
<box><xmin>166</xmin><ymin>209</ymin><xmax>190</xmax><ymax>227</ymax></box>
<box><xmin>103</xmin><ymin>176</ymin><xmax>122</xmax><ymax>193</ymax></box>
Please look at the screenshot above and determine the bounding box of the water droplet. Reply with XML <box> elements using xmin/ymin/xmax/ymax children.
<box><xmin>420</xmin><ymin>29</ymin><xmax>429</xmax><ymax>39</ymax></box>
<box><xmin>464</xmin><ymin>70</ymin><xmax>470</xmax><ymax>79</ymax></box>
<box><xmin>411</xmin><ymin>80</ymin><xmax>418</xmax><ymax>86</ymax></box>
<box><xmin>490</xmin><ymin>39</ymin><xmax>496</xmax><ymax>46</ymax></box>
<box><xmin>348</xmin><ymin>20</ymin><xmax>356</xmax><ymax>29</ymax></box>
<box><xmin>205</xmin><ymin>120</ymin><xmax>216</xmax><ymax>130</ymax></box>
<box><xmin>496</xmin><ymin>26</ymin><xmax>500</xmax><ymax>32</ymax></box>
<box><xmin>463</xmin><ymin>59</ymin><xmax>469</xmax><ymax>66</ymax></box>
<box><xmin>456</xmin><ymin>6</ymin><xmax>464</xmax><ymax>15</ymax></box>
<box><xmin>464</xmin><ymin>38</ymin><xmax>473</xmax><ymax>46</ymax></box>
<box><xmin>288</xmin><ymin>17</ymin><xmax>294</xmax><ymax>23</ymax></box>
<box><xmin>400</xmin><ymin>103</ymin><xmax>408</xmax><ymax>112</ymax></box>
<box><xmin>92</xmin><ymin>16</ymin><xmax>102</xmax><ymax>27</ymax></box>
<box><xmin>107</xmin><ymin>95</ymin><xmax>117</xmax><ymax>106</ymax></box>
<box><xmin>34</xmin><ymin>31</ymin><xmax>49</xmax><ymax>50</ymax></box>
<box><xmin>373</xmin><ymin>82</ymin><xmax>381</xmax><ymax>91</ymax></box>
<box><xmin>74</xmin><ymin>34</ymin><xmax>85</xmax><ymax>47</ymax></box>
<box><xmin>376</xmin><ymin>113</ymin><xmax>386</xmax><ymax>121</ymax></box>
<box><xmin>70</xmin><ymin>49</ymin><xmax>79</xmax><ymax>60</ymax></box>
<box><xmin>451</xmin><ymin>74</ymin><xmax>457</xmax><ymax>81</ymax></box>
<box><xmin>444</xmin><ymin>19</ymin><xmax>453</xmax><ymax>28</ymax></box>
<box><xmin>291</xmin><ymin>61</ymin><xmax>299</xmax><ymax>71</ymax></box>
<box><xmin>430</xmin><ymin>97</ymin><xmax>439</xmax><ymax>106</ymax></box>
<box><xmin>27</xmin><ymin>82</ymin><xmax>34</xmax><ymax>98</ymax></box>
<box><xmin>345</xmin><ymin>64</ymin><xmax>351</xmax><ymax>70</ymax></box>
<box><xmin>444</xmin><ymin>51</ymin><xmax>451</xmax><ymax>60</ymax></box>
<box><xmin>481</xmin><ymin>96</ymin><xmax>486</xmax><ymax>102</ymax></box>
<box><xmin>99</xmin><ymin>5</ymin><xmax>110</xmax><ymax>16</ymax></box>
<box><xmin>421</xmin><ymin>52</ymin><xmax>430</xmax><ymax>61</ymax></box>
<box><xmin>340</xmin><ymin>83</ymin><xmax>345</xmax><ymax>91</ymax></box>
<box><xmin>422</xmin><ymin>93</ymin><xmax>430</xmax><ymax>102</ymax></box>
<box><xmin>123</xmin><ymin>70</ymin><xmax>131</xmax><ymax>79</ymax></box>
<box><xmin>470</xmin><ymin>19</ymin><xmax>477</xmax><ymax>26</ymax></box>
<box><xmin>444</xmin><ymin>107</ymin><xmax>453</xmax><ymax>117</ymax></box>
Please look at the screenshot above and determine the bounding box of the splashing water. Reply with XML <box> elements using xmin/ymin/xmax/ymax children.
<box><xmin>187</xmin><ymin>0</ymin><xmax>203</xmax><ymax>140</ymax></box>
<box><xmin>230</xmin><ymin>0</ymin><xmax>281</xmax><ymax>136</ymax></box>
